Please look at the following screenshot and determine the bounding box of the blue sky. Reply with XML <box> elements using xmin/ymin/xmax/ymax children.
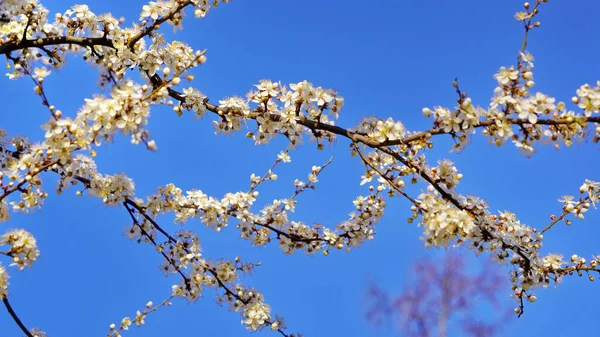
<box><xmin>1</xmin><ymin>0</ymin><xmax>600</xmax><ymax>336</ymax></box>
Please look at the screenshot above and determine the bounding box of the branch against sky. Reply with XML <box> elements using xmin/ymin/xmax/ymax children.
<box><xmin>366</xmin><ymin>253</ymin><xmax>513</xmax><ymax>337</ymax></box>
<box><xmin>0</xmin><ymin>0</ymin><xmax>599</xmax><ymax>336</ymax></box>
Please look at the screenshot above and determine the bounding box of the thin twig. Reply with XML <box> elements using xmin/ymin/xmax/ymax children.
<box><xmin>3</xmin><ymin>297</ymin><xmax>34</xmax><ymax>337</ymax></box>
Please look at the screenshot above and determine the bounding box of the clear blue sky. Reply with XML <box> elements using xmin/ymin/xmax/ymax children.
<box><xmin>1</xmin><ymin>1</ymin><xmax>599</xmax><ymax>336</ymax></box>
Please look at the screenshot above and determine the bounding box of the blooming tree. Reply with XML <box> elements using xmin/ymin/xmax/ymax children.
<box><xmin>366</xmin><ymin>253</ymin><xmax>512</xmax><ymax>337</ymax></box>
<box><xmin>0</xmin><ymin>0</ymin><xmax>599</xmax><ymax>336</ymax></box>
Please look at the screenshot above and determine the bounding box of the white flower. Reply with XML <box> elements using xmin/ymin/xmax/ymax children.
<box><xmin>277</xmin><ymin>151</ymin><xmax>291</xmax><ymax>163</ymax></box>
<box><xmin>121</xmin><ymin>317</ymin><xmax>132</xmax><ymax>330</ymax></box>
<box><xmin>542</xmin><ymin>254</ymin><xmax>564</xmax><ymax>271</ymax></box>
<box><xmin>494</xmin><ymin>66</ymin><xmax>519</xmax><ymax>86</ymax></box>
<box><xmin>0</xmin><ymin>201</ymin><xmax>9</xmax><ymax>223</ymax></box>
<box><xmin>242</xmin><ymin>301</ymin><xmax>271</xmax><ymax>331</ymax></box>
<box><xmin>0</xmin><ymin>263</ymin><xmax>8</xmax><ymax>299</ymax></box>
<box><xmin>33</xmin><ymin>67</ymin><xmax>51</xmax><ymax>81</ymax></box>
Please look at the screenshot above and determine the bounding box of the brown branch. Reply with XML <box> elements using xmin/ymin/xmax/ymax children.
<box><xmin>540</xmin><ymin>207</ymin><xmax>576</xmax><ymax>236</ymax></box>
<box><xmin>6</xmin><ymin>53</ymin><xmax>59</xmax><ymax>118</ymax></box>
<box><xmin>353</xmin><ymin>142</ymin><xmax>419</xmax><ymax>206</ymax></box>
<box><xmin>0</xmin><ymin>36</ymin><xmax>113</xmax><ymax>55</ymax></box>
<box><xmin>0</xmin><ymin>9</ymin><xmax>594</xmax><ymax>153</ymax></box>
<box><xmin>122</xmin><ymin>198</ymin><xmax>291</xmax><ymax>337</ymax></box>
<box><xmin>3</xmin><ymin>297</ymin><xmax>35</xmax><ymax>337</ymax></box>
<box><xmin>378</xmin><ymin>116</ymin><xmax>600</xmax><ymax>147</ymax></box>
<box><xmin>145</xmin><ymin>73</ymin><xmax>538</xmax><ymax>269</ymax></box>
<box><xmin>0</xmin><ymin>145</ymin><xmax>21</xmax><ymax>159</ymax></box>
<box><xmin>123</xmin><ymin>201</ymin><xmax>192</xmax><ymax>291</ymax></box>
<box><xmin>517</xmin><ymin>1</ymin><xmax>543</xmax><ymax>67</ymax></box>
<box><xmin>20</xmin><ymin>13</ymin><xmax>32</xmax><ymax>43</ymax></box>
<box><xmin>0</xmin><ymin>159</ymin><xmax>59</xmax><ymax>202</ymax></box>
<box><xmin>127</xmin><ymin>1</ymin><xmax>193</xmax><ymax>49</ymax></box>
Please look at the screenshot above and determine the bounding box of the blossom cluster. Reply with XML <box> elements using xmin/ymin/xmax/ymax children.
<box><xmin>355</xmin><ymin>116</ymin><xmax>407</xmax><ymax>143</ymax></box>
<box><xmin>40</xmin><ymin>80</ymin><xmax>153</xmax><ymax>154</ymax></box>
<box><xmin>177</xmin><ymin>78</ymin><xmax>345</xmax><ymax>147</ymax></box>
<box><xmin>1</xmin><ymin>229</ymin><xmax>39</xmax><ymax>270</ymax></box>
<box><xmin>2</xmin><ymin>0</ymin><xmax>220</xmax><ymax>82</ymax></box>
<box><xmin>204</xmin><ymin>79</ymin><xmax>344</xmax><ymax>148</ymax></box>
<box><xmin>411</xmin><ymin>51</ymin><xmax>600</xmax><ymax>157</ymax></box>
<box><xmin>126</xmin><ymin>155</ymin><xmax>382</xmax><ymax>258</ymax></box>
<box><xmin>573</xmin><ymin>82</ymin><xmax>600</xmax><ymax>116</ymax></box>
<box><xmin>557</xmin><ymin>179</ymin><xmax>599</xmax><ymax>220</ymax></box>
<box><xmin>416</xmin><ymin>186</ymin><xmax>476</xmax><ymax>248</ymax></box>
<box><xmin>0</xmin><ymin>227</ymin><xmax>40</xmax><ymax>300</ymax></box>
<box><xmin>487</xmin><ymin>53</ymin><xmax>599</xmax><ymax>155</ymax></box>
<box><xmin>423</xmin><ymin>97</ymin><xmax>484</xmax><ymax>136</ymax></box>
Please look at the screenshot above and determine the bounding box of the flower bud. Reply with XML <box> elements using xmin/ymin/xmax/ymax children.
<box><xmin>571</xmin><ymin>254</ymin><xmax>579</xmax><ymax>262</ymax></box>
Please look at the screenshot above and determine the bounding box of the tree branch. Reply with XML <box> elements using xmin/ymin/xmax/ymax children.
<box><xmin>0</xmin><ymin>36</ymin><xmax>113</xmax><ymax>55</ymax></box>
<box><xmin>3</xmin><ymin>297</ymin><xmax>34</xmax><ymax>337</ymax></box>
